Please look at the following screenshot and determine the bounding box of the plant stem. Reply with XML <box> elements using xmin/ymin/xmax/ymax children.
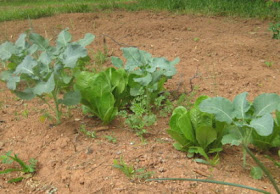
<box><xmin>52</xmin><ymin>89</ymin><xmax>61</xmax><ymax>124</ymax></box>
<box><xmin>242</xmin><ymin>144</ymin><xmax>280</xmax><ymax>194</ymax></box>
<box><xmin>146</xmin><ymin>178</ymin><xmax>270</xmax><ymax>194</ymax></box>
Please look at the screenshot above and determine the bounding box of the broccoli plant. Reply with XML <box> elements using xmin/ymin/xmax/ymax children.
<box><xmin>0</xmin><ymin>29</ymin><xmax>95</xmax><ymax>124</ymax></box>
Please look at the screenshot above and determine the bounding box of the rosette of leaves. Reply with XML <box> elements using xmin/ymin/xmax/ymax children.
<box><xmin>111</xmin><ymin>47</ymin><xmax>179</xmax><ymax>108</ymax></box>
<box><xmin>75</xmin><ymin>67</ymin><xmax>129</xmax><ymax>124</ymax></box>
<box><xmin>168</xmin><ymin>96</ymin><xmax>226</xmax><ymax>163</ymax></box>
<box><xmin>0</xmin><ymin>29</ymin><xmax>95</xmax><ymax>124</ymax></box>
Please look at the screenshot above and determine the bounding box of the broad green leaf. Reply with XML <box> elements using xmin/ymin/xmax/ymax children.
<box><xmin>167</xmin><ymin>129</ymin><xmax>189</xmax><ymax>147</ymax></box>
<box><xmin>194</xmin><ymin>95</ymin><xmax>209</xmax><ymax>107</ymax></box>
<box><xmin>250</xmin><ymin>113</ymin><xmax>274</xmax><ymax>136</ymax></box>
<box><xmin>7</xmin><ymin>76</ymin><xmax>20</xmax><ymax>90</ymax></box>
<box><xmin>169</xmin><ymin>106</ymin><xmax>188</xmax><ymax>131</ymax></box>
<box><xmin>14</xmin><ymin>88</ymin><xmax>35</xmax><ymax>100</ymax></box>
<box><xmin>39</xmin><ymin>52</ymin><xmax>51</xmax><ymax>66</ymax></box>
<box><xmin>151</xmin><ymin>57</ymin><xmax>178</xmax><ymax>77</ymax></box>
<box><xmin>233</xmin><ymin>92</ymin><xmax>251</xmax><ymax>120</ymax></box>
<box><xmin>33</xmin><ymin>73</ymin><xmax>55</xmax><ymax>95</ymax></box>
<box><xmin>27</xmin><ymin>44</ymin><xmax>38</xmax><ymax>55</ymax></box>
<box><xmin>253</xmin><ymin>93</ymin><xmax>280</xmax><ymax>117</ymax></box>
<box><xmin>62</xmin><ymin>44</ymin><xmax>87</xmax><ymax>68</ymax></box>
<box><xmin>0</xmin><ymin>42</ymin><xmax>17</xmax><ymax>60</ymax></box>
<box><xmin>111</xmin><ymin>56</ymin><xmax>123</xmax><ymax>68</ymax></box>
<box><xmin>0</xmin><ymin>70</ymin><xmax>12</xmax><ymax>81</ymax></box>
<box><xmin>56</xmin><ymin>29</ymin><xmax>72</xmax><ymax>47</ymax></box>
<box><xmin>222</xmin><ymin>129</ymin><xmax>242</xmax><ymax>146</ymax></box>
<box><xmin>250</xmin><ymin>166</ymin><xmax>263</xmax><ymax>180</ymax></box>
<box><xmin>133</xmin><ymin>73</ymin><xmax>152</xmax><ymax>86</ymax></box>
<box><xmin>14</xmin><ymin>56</ymin><xmax>37</xmax><ymax>76</ymax></box>
<box><xmin>59</xmin><ymin>91</ymin><xmax>81</xmax><ymax>106</ymax></box>
<box><xmin>78</xmin><ymin>33</ymin><xmax>95</xmax><ymax>47</ymax></box>
<box><xmin>15</xmin><ymin>33</ymin><xmax>27</xmax><ymax>49</ymax></box>
<box><xmin>199</xmin><ymin>97</ymin><xmax>234</xmax><ymax>124</ymax></box>
<box><xmin>178</xmin><ymin>112</ymin><xmax>196</xmax><ymax>143</ymax></box>
<box><xmin>188</xmin><ymin>146</ymin><xmax>209</xmax><ymax>160</ymax></box>
<box><xmin>196</xmin><ymin>126</ymin><xmax>217</xmax><ymax>149</ymax></box>
<box><xmin>29</xmin><ymin>32</ymin><xmax>49</xmax><ymax>51</ymax></box>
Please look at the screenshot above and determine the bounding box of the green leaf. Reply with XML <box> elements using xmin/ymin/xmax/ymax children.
<box><xmin>133</xmin><ymin>73</ymin><xmax>152</xmax><ymax>86</ymax></box>
<box><xmin>111</xmin><ymin>56</ymin><xmax>123</xmax><ymax>68</ymax></box>
<box><xmin>151</xmin><ymin>57</ymin><xmax>178</xmax><ymax>77</ymax></box>
<box><xmin>188</xmin><ymin>146</ymin><xmax>209</xmax><ymax>160</ymax></box>
<box><xmin>7</xmin><ymin>75</ymin><xmax>20</xmax><ymax>90</ymax></box>
<box><xmin>39</xmin><ymin>52</ymin><xmax>51</xmax><ymax>66</ymax></box>
<box><xmin>199</xmin><ymin>97</ymin><xmax>234</xmax><ymax>124</ymax></box>
<box><xmin>250</xmin><ymin>113</ymin><xmax>274</xmax><ymax>136</ymax></box>
<box><xmin>29</xmin><ymin>32</ymin><xmax>50</xmax><ymax>51</ymax></box>
<box><xmin>222</xmin><ymin>128</ymin><xmax>242</xmax><ymax>146</ymax></box>
<box><xmin>233</xmin><ymin>92</ymin><xmax>251</xmax><ymax>120</ymax></box>
<box><xmin>0</xmin><ymin>70</ymin><xmax>12</xmax><ymax>81</ymax></box>
<box><xmin>14</xmin><ymin>88</ymin><xmax>35</xmax><ymax>100</ymax></box>
<box><xmin>78</xmin><ymin>33</ymin><xmax>95</xmax><ymax>47</ymax></box>
<box><xmin>59</xmin><ymin>91</ymin><xmax>81</xmax><ymax>106</ymax></box>
<box><xmin>15</xmin><ymin>33</ymin><xmax>27</xmax><ymax>49</ymax></box>
<box><xmin>196</xmin><ymin>126</ymin><xmax>217</xmax><ymax>149</ymax></box>
<box><xmin>33</xmin><ymin>73</ymin><xmax>55</xmax><ymax>95</ymax></box>
<box><xmin>14</xmin><ymin>55</ymin><xmax>37</xmax><ymax>76</ymax></box>
<box><xmin>178</xmin><ymin>112</ymin><xmax>196</xmax><ymax>143</ymax></box>
<box><xmin>250</xmin><ymin>166</ymin><xmax>263</xmax><ymax>180</ymax></box>
<box><xmin>167</xmin><ymin>129</ymin><xmax>189</xmax><ymax>147</ymax></box>
<box><xmin>0</xmin><ymin>168</ymin><xmax>20</xmax><ymax>174</ymax></box>
<box><xmin>0</xmin><ymin>42</ymin><xmax>17</xmax><ymax>60</ymax></box>
<box><xmin>8</xmin><ymin>177</ymin><xmax>24</xmax><ymax>183</ymax></box>
<box><xmin>253</xmin><ymin>93</ymin><xmax>280</xmax><ymax>117</ymax></box>
<box><xmin>56</xmin><ymin>29</ymin><xmax>72</xmax><ymax>47</ymax></box>
<box><xmin>62</xmin><ymin>44</ymin><xmax>87</xmax><ymax>68</ymax></box>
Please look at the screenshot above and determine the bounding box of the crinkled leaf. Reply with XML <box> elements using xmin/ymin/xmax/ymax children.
<box><xmin>56</xmin><ymin>29</ymin><xmax>72</xmax><ymax>47</ymax></box>
<box><xmin>151</xmin><ymin>57</ymin><xmax>178</xmax><ymax>77</ymax></box>
<box><xmin>250</xmin><ymin>113</ymin><xmax>274</xmax><ymax>136</ymax></box>
<box><xmin>0</xmin><ymin>42</ymin><xmax>17</xmax><ymax>60</ymax></box>
<box><xmin>33</xmin><ymin>73</ymin><xmax>55</xmax><ymax>95</ymax></box>
<box><xmin>58</xmin><ymin>91</ymin><xmax>81</xmax><ymax>106</ymax></box>
<box><xmin>29</xmin><ymin>32</ymin><xmax>49</xmax><ymax>51</ymax></box>
<box><xmin>133</xmin><ymin>73</ymin><xmax>152</xmax><ymax>86</ymax></box>
<box><xmin>199</xmin><ymin>97</ymin><xmax>234</xmax><ymax>124</ymax></box>
<box><xmin>14</xmin><ymin>55</ymin><xmax>37</xmax><ymax>76</ymax></box>
<box><xmin>14</xmin><ymin>88</ymin><xmax>35</xmax><ymax>100</ymax></box>
<box><xmin>253</xmin><ymin>93</ymin><xmax>280</xmax><ymax>117</ymax></box>
<box><xmin>111</xmin><ymin>56</ymin><xmax>123</xmax><ymax>68</ymax></box>
<box><xmin>78</xmin><ymin>33</ymin><xmax>95</xmax><ymax>47</ymax></box>
<box><xmin>62</xmin><ymin>44</ymin><xmax>87</xmax><ymax>68</ymax></box>
<box><xmin>196</xmin><ymin>126</ymin><xmax>217</xmax><ymax>149</ymax></box>
<box><xmin>233</xmin><ymin>92</ymin><xmax>251</xmax><ymax>120</ymax></box>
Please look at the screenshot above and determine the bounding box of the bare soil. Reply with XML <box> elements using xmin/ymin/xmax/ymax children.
<box><xmin>0</xmin><ymin>11</ymin><xmax>280</xmax><ymax>194</ymax></box>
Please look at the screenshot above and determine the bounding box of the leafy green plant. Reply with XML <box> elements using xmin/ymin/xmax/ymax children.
<box><xmin>199</xmin><ymin>92</ymin><xmax>280</xmax><ymax>193</ymax></box>
<box><xmin>79</xmin><ymin>124</ymin><xmax>96</xmax><ymax>138</ymax></box>
<box><xmin>111</xmin><ymin>47</ymin><xmax>179</xmax><ymax>109</ymax></box>
<box><xmin>168</xmin><ymin>96</ymin><xmax>226</xmax><ymax>164</ymax></box>
<box><xmin>75</xmin><ymin>67</ymin><xmax>129</xmax><ymax>124</ymax></box>
<box><xmin>0</xmin><ymin>151</ymin><xmax>37</xmax><ymax>183</ymax></box>
<box><xmin>113</xmin><ymin>157</ymin><xmax>153</xmax><ymax>180</ymax></box>
<box><xmin>269</xmin><ymin>22</ymin><xmax>280</xmax><ymax>39</ymax></box>
<box><xmin>0</xmin><ymin>29</ymin><xmax>95</xmax><ymax>124</ymax></box>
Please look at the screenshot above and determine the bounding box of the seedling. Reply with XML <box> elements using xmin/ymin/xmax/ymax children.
<box><xmin>104</xmin><ymin>135</ymin><xmax>117</xmax><ymax>143</ymax></box>
<box><xmin>0</xmin><ymin>29</ymin><xmax>95</xmax><ymax>124</ymax></box>
<box><xmin>21</xmin><ymin>103</ymin><xmax>29</xmax><ymax>118</ymax></box>
<box><xmin>193</xmin><ymin>37</ymin><xmax>200</xmax><ymax>42</ymax></box>
<box><xmin>79</xmin><ymin>124</ymin><xmax>96</xmax><ymax>138</ymax></box>
<box><xmin>113</xmin><ymin>157</ymin><xmax>153</xmax><ymax>180</ymax></box>
<box><xmin>269</xmin><ymin>22</ymin><xmax>280</xmax><ymax>39</ymax></box>
<box><xmin>265</xmin><ymin>61</ymin><xmax>273</xmax><ymax>67</ymax></box>
<box><xmin>0</xmin><ymin>151</ymin><xmax>37</xmax><ymax>183</ymax></box>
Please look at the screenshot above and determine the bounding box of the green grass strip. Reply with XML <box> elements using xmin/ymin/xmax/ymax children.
<box><xmin>146</xmin><ymin>178</ymin><xmax>270</xmax><ymax>194</ymax></box>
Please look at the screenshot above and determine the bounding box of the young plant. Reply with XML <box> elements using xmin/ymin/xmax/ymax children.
<box><xmin>111</xmin><ymin>47</ymin><xmax>179</xmax><ymax>109</ymax></box>
<box><xmin>168</xmin><ymin>96</ymin><xmax>226</xmax><ymax>164</ymax></box>
<box><xmin>269</xmin><ymin>22</ymin><xmax>280</xmax><ymax>40</ymax></box>
<box><xmin>75</xmin><ymin>67</ymin><xmax>129</xmax><ymax>124</ymax></box>
<box><xmin>0</xmin><ymin>151</ymin><xmax>37</xmax><ymax>183</ymax></box>
<box><xmin>199</xmin><ymin>92</ymin><xmax>280</xmax><ymax>193</ymax></box>
<box><xmin>104</xmin><ymin>135</ymin><xmax>117</xmax><ymax>143</ymax></box>
<box><xmin>79</xmin><ymin>124</ymin><xmax>96</xmax><ymax>138</ymax></box>
<box><xmin>113</xmin><ymin>157</ymin><xmax>153</xmax><ymax>180</ymax></box>
<box><xmin>0</xmin><ymin>29</ymin><xmax>95</xmax><ymax>124</ymax></box>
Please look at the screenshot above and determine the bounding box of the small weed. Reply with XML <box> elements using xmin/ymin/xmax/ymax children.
<box><xmin>265</xmin><ymin>61</ymin><xmax>273</xmax><ymax>67</ymax></box>
<box><xmin>79</xmin><ymin>124</ymin><xmax>96</xmax><ymax>138</ymax></box>
<box><xmin>21</xmin><ymin>104</ymin><xmax>29</xmax><ymax>118</ymax></box>
<box><xmin>154</xmin><ymin>92</ymin><xmax>174</xmax><ymax>117</ymax></box>
<box><xmin>193</xmin><ymin>37</ymin><xmax>200</xmax><ymax>42</ymax></box>
<box><xmin>39</xmin><ymin>109</ymin><xmax>55</xmax><ymax>123</ymax></box>
<box><xmin>0</xmin><ymin>151</ymin><xmax>37</xmax><ymax>183</ymax></box>
<box><xmin>104</xmin><ymin>135</ymin><xmax>117</xmax><ymax>143</ymax></box>
<box><xmin>94</xmin><ymin>49</ymin><xmax>108</xmax><ymax>66</ymax></box>
<box><xmin>113</xmin><ymin>157</ymin><xmax>154</xmax><ymax>180</ymax></box>
<box><xmin>269</xmin><ymin>22</ymin><xmax>280</xmax><ymax>39</ymax></box>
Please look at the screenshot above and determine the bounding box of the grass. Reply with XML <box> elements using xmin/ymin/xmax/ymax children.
<box><xmin>0</xmin><ymin>0</ymin><xmax>280</xmax><ymax>22</ymax></box>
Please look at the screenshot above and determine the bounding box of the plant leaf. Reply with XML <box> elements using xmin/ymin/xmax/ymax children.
<box><xmin>250</xmin><ymin>166</ymin><xmax>263</xmax><ymax>180</ymax></box>
<box><xmin>233</xmin><ymin>92</ymin><xmax>251</xmax><ymax>120</ymax></box>
<box><xmin>111</xmin><ymin>56</ymin><xmax>123</xmax><ymax>68</ymax></box>
<box><xmin>8</xmin><ymin>177</ymin><xmax>24</xmax><ymax>183</ymax></box>
<box><xmin>33</xmin><ymin>73</ymin><xmax>55</xmax><ymax>95</ymax></box>
<box><xmin>29</xmin><ymin>32</ymin><xmax>50</xmax><ymax>51</ymax></box>
<box><xmin>250</xmin><ymin>113</ymin><xmax>274</xmax><ymax>136</ymax></box>
<box><xmin>14</xmin><ymin>88</ymin><xmax>35</xmax><ymax>100</ymax></box>
<box><xmin>0</xmin><ymin>168</ymin><xmax>20</xmax><ymax>174</ymax></box>
<box><xmin>14</xmin><ymin>55</ymin><xmax>37</xmax><ymax>76</ymax></box>
<box><xmin>78</xmin><ymin>33</ymin><xmax>95</xmax><ymax>47</ymax></box>
<box><xmin>253</xmin><ymin>93</ymin><xmax>280</xmax><ymax>117</ymax></box>
<box><xmin>56</xmin><ymin>29</ymin><xmax>72</xmax><ymax>47</ymax></box>
<box><xmin>178</xmin><ymin>112</ymin><xmax>196</xmax><ymax>143</ymax></box>
<box><xmin>196</xmin><ymin>126</ymin><xmax>217</xmax><ymax>149</ymax></box>
<box><xmin>0</xmin><ymin>42</ymin><xmax>17</xmax><ymax>60</ymax></box>
<box><xmin>133</xmin><ymin>73</ymin><xmax>152</xmax><ymax>86</ymax></box>
<box><xmin>199</xmin><ymin>97</ymin><xmax>234</xmax><ymax>124</ymax></box>
<box><xmin>7</xmin><ymin>75</ymin><xmax>20</xmax><ymax>90</ymax></box>
<box><xmin>59</xmin><ymin>91</ymin><xmax>81</xmax><ymax>106</ymax></box>
<box><xmin>222</xmin><ymin>128</ymin><xmax>242</xmax><ymax>146</ymax></box>
<box><xmin>15</xmin><ymin>33</ymin><xmax>27</xmax><ymax>49</ymax></box>
<box><xmin>62</xmin><ymin>44</ymin><xmax>87</xmax><ymax>68</ymax></box>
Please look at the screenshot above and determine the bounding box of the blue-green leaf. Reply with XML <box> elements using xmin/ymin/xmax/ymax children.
<box><xmin>0</xmin><ymin>42</ymin><xmax>17</xmax><ymax>60</ymax></box>
<box><xmin>233</xmin><ymin>92</ymin><xmax>251</xmax><ymax>120</ymax></box>
<box><xmin>15</xmin><ymin>33</ymin><xmax>27</xmax><ymax>49</ymax></box>
<box><xmin>56</xmin><ymin>29</ymin><xmax>72</xmax><ymax>47</ymax></box>
<box><xmin>14</xmin><ymin>88</ymin><xmax>35</xmax><ymax>100</ymax></box>
<box><xmin>133</xmin><ymin>73</ymin><xmax>152</xmax><ymax>86</ymax></box>
<box><xmin>7</xmin><ymin>76</ymin><xmax>20</xmax><ymax>90</ymax></box>
<box><xmin>62</xmin><ymin>44</ymin><xmax>87</xmax><ymax>68</ymax></box>
<box><xmin>59</xmin><ymin>91</ymin><xmax>81</xmax><ymax>106</ymax></box>
<box><xmin>14</xmin><ymin>56</ymin><xmax>37</xmax><ymax>76</ymax></box>
<box><xmin>78</xmin><ymin>33</ymin><xmax>95</xmax><ymax>47</ymax></box>
<box><xmin>29</xmin><ymin>32</ymin><xmax>49</xmax><ymax>51</ymax></box>
<box><xmin>199</xmin><ymin>97</ymin><xmax>234</xmax><ymax>124</ymax></box>
<box><xmin>111</xmin><ymin>56</ymin><xmax>123</xmax><ymax>68</ymax></box>
<box><xmin>33</xmin><ymin>73</ymin><xmax>55</xmax><ymax>95</ymax></box>
<box><xmin>253</xmin><ymin>93</ymin><xmax>280</xmax><ymax>117</ymax></box>
<box><xmin>250</xmin><ymin>113</ymin><xmax>274</xmax><ymax>136</ymax></box>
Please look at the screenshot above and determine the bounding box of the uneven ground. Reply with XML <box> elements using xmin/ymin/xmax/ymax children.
<box><xmin>0</xmin><ymin>11</ymin><xmax>280</xmax><ymax>193</ymax></box>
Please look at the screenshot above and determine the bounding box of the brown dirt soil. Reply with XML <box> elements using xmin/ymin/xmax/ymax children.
<box><xmin>0</xmin><ymin>11</ymin><xmax>280</xmax><ymax>194</ymax></box>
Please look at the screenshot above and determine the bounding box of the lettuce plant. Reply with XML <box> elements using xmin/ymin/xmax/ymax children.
<box><xmin>0</xmin><ymin>29</ymin><xmax>94</xmax><ymax>124</ymax></box>
<box><xmin>168</xmin><ymin>96</ymin><xmax>226</xmax><ymax>163</ymax></box>
<box><xmin>75</xmin><ymin>67</ymin><xmax>129</xmax><ymax>124</ymax></box>
<box><xmin>111</xmin><ymin>47</ymin><xmax>179</xmax><ymax>109</ymax></box>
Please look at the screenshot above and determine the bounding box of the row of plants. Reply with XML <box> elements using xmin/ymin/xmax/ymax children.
<box><xmin>0</xmin><ymin>29</ymin><xmax>279</xmax><ymax>193</ymax></box>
